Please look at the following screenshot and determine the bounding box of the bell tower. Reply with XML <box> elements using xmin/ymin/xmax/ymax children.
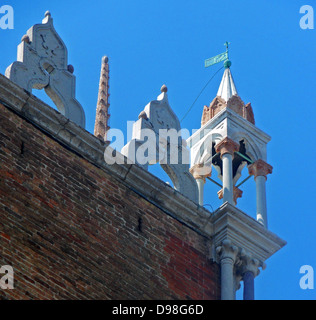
<box><xmin>188</xmin><ymin>59</ymin><xmax>272</xmax><ymax>228</ymax></box>
<box><xmin>186</xmin><ymin>54</ymin><xmax>285</xmax><ymax>300</ymax></box>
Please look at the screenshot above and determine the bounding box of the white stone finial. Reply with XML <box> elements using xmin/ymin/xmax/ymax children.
<box><xmin>161</xmin><ymin>84</ymin><xmax>168</xmax><ymax>93</ymax></box>
<box><xmin>42</xmin><ymin>10</ymin><xmax>52</xmax><ymax>24</ymax></box>
<box><xmin>5</xmin><ymin>12</ymin><xmax>85</xmax><ymax>128</ymax></box>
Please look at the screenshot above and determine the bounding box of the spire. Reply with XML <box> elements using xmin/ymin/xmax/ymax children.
<box><xmin>217</xmin><ymin>61</ymin><xmax>238</xmax><ymax>102</ymax></box>
<box><xmin>94</xmin><ymin>56</ymin><xmax>110</xmax><ymax>141</ymax></box>
<box><xmin>201</xmin><ymin>59</ymin><xmax>255</xmax><ymax>127</ymax></box>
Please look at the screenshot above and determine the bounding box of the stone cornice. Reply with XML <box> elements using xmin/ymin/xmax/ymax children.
<box><xmin>210</xmin><ymin>202</ymin><xmax>286</xmax><ymax>264</ymax></box>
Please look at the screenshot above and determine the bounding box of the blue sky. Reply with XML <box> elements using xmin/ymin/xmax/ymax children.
<box><xmin>1</xmin><ymin>0</ymin><xmax>316</xmax><ymax>300</ymax></box>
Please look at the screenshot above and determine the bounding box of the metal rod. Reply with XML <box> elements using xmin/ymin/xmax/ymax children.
<box><xmin>236</xmin><ymin>175</ymin><xmax>252</xmax><ymax>188</ymax></box>
<box><xmin>207</xmin><ymin>177</ymin><xmax>223</xmax><ymax>188</ymax></box>
<box><xmin>212</xmin><ymin>152</ymin><xmax>220</xmax><ymax>159</ymax></box>
<box><xmin>235</xmin><ymin>151</ymin><xmax>254</xmax><ymax>164</ymax></box>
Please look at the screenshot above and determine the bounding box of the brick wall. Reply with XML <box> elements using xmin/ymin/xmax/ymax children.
<box><xmin>0</xmin><ymin>102</ymin><xmax>220</xmax><ymax>300</ymax></box>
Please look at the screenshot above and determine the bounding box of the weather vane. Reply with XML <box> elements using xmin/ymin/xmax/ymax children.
<box><xmin>205</xmin><ymin>41</ymin><xmax>231</xmax><ymax>68</ymax></box>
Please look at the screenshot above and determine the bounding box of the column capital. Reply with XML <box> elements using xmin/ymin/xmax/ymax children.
<box><xmin>248</xmin><ymin>159</ymin><xmax>273</xmax><ymax>179</ymax></box>
<box><xmin>236</xmin><ymin>249</ymin><xmax>266</xmax><ymax>278</ymax></box>
<box><xmin>189</xmin><ymin>163</ymin><xmax>212</xmax><ymax>181</ymax></box>
<box><xmin>215</xmin><ymin>137</ymin><xmax>239</xmax><ymax>158</ymax></box>
<box><xmin>216</xmin><ymin>239</ymin><xmax>239</xmax><ymax>263</ymax></box>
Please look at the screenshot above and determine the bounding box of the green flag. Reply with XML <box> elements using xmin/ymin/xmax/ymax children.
<box><xmin>205</xmin><ymin>51</ymin><xmax>228</xmax><ymax>68</ymax></box>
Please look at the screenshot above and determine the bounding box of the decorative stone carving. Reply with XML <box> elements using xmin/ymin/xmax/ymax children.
<box><xmin>94</xmin><ymin>56</ymin><xmax>110</xmax><ymax>141</ymax></box>
<box><xmin>244</xmin><ymin>103</ymin><xmax>255</xmax><ymax>125</ymax></box>
<box><xmin>237</xmin><ymin>249</ymin><xmax>263</xmax><ymax>278</ymax></box>
<box><xmin>248</xmin><ymin>159</ymin><xmax>273</xmax><ymax>179</ymax></box>
<box><xmin>201</xmin><ymin>96</ymin><xmax>226</xmax><ymax>126</ymax></box>
<box><xmin>233</xmin><ymin>187</ymin><xmax>243</xmax><ymax>204</ymax></box>
<box><xmin>189</xmin><ymin>163</ymin><xmax>212</xmax><ymax>181</ymax></box>
<box><xmin>216</xmin><ymin>239</ymin><xmax>239</xmax><ymax>263</ymax></box>
<box><xmin>121</xmin><ymin>86</ymin><xmax>199</xmax><ymax>203</ymax></box>
<box><xmin>226</xmin><ymin>95</ymin><xmax>245</xmax><ymax>118</ymax></box>
<box><xmin>5</xmin><ymin>11</ymin><xmax>85</xmax><ymax>128</ymax></box>
<box><xmin>218</xmin><ymin>186</ymin><xmax>243</xmax><ymax>205</ymax></box>
<box><xmin>201</xmin><ymin>95</ymin><xmax>255</xmax><ymax>127</ymax></box>
<box><xmin>215</xmin><ymin>239</ymin><xmax>267</xmax><ymax>299</ymax></box>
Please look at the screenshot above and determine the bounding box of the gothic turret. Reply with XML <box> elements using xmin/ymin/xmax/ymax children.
<box><xmin>186</xmin><ymin>51</ymin><xmax>283</xmax><ymax>301</ymax></box>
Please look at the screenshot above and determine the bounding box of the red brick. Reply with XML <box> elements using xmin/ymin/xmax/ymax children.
<box><xmin>0</xmin><ymin>103</ymin><xmax>220</xmax><ymax>300</ymax></box>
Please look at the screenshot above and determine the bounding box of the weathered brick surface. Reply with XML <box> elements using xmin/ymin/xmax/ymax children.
<box><xmin>0</xmin><ymin>102</ymin><xmax>220</xmax><ymax>300</ymax></box>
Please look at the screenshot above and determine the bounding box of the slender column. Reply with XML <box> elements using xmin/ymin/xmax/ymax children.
<box><xmin>216</xmin><ymin>240</ymin><xmax>239</xmax><ymax>300</ymax></box>
<box><xmin>196</xmin><ymin>178</ymin><xmax>205</xmax><ymax>206</ymax></box>
<box><xmin>222</xmin><ymin>153</ymin><xmax>233</xmax><ymax>203</ymax></box>
<box><xmin>243</xmin><ymin>271</ymin><xmax>255</xmax><ymax>300</ymax></box>
<box><xmin>190</xmin><ymin>163</ymin><xmax>211</xmax><ymax>206</ymax></box>
<box><xmin>255</xmin><ymin>176</ymin><xmax>267</xmax><ymax>226</ymax></box>
<box><xmin>215</xmin><ymin>137</ymin><xmax>239</xmax><ymax>205</ymax></box>
<box><xmin>248</xmin><ymin>159</ymin><xmax>273</xmax><ymax>228</ymax></box>
<box><xmin>238</xmin><ymin>249</ymin><xmax>262</xmax><ymax>300</ymax></box>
